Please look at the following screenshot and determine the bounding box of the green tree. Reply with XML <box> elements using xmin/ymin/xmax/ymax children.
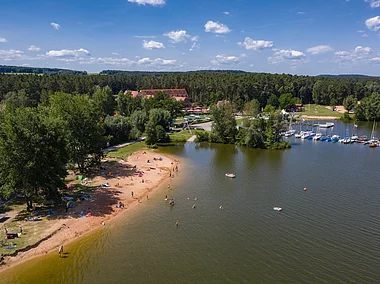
<box><xmin>131</xmin><ymin>110</ymin><xmax>148</xmax><ymax>134</ymax></box>
<box><xmin>267</xmin><ymin>94</ymin><xmax>279</xmax><ymax>108</ymax></box>
<box><xmin>243</xmin><ymin>99</ymin><xmax>260</xmax><ymax>117</ymax></box>
<box><xmin>92</xmin><ymin>86</ymin><xmax>116</xmax><ymax>117</ymax></box>
<box><xmin>279</xmin><ymin>93</ymin><xmax>296</xmax><ymax>110</ymax></box>
<box><xmin>144</xmin><ymin>108</ymin><xmax>172</xmax><ymax>145</ymax></box>
<box><xmin>104</xmin><ymin>115</ymin><xmax>132</xmax><ymax>145</ymax></box>
<box><xmin>343</xmin><ymin>95</ymin><xmax>357</xmax><ymax>113</ymax></box>
<box><xmin>0</xmin><ymin>106</ymin><xmax>67</xmax><ymax>210</ymax></box>
<box><xmin>211</xmin><ymin>101</ymin><xmax>237</xmax><ymax>143</ymax></box>
<box><xmin>49</xmin><ymin>93</ymin><xmax>107</xmax><ymax>173</ymax></box>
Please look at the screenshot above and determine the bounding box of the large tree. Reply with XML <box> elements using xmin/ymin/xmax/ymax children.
<box><xmin>49</xmin><ymin>93</ymin><xmax>107</xmax><ymax>173</ymax></box>
<box><xmin>0</xmin><ymin>106</ymin><xmax>67</xmax><ymax>210</ymax></box>
<box><xmin>211</xmin><ymin>101</ymin><xmax>237</xmax><ymax>143</ymax></box>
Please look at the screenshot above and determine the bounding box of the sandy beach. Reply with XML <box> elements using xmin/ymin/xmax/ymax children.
<box><xmin>0</xmin><ymin>150</ymin><xmax>179</xmax><ymax>270</ymax></box>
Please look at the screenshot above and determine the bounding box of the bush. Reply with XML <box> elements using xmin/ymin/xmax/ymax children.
<box><xmin>195</xmin><ymin>131</ymin><xmax>210</xmax><ymax>142</ymax></box>
<box><xmin>340</xmin><ymin>112</ymin><xmax>353</xmax><ymax>122</ymax></box>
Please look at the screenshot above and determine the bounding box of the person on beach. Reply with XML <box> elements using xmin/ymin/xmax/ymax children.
<box><xmin>176</xmin><ymin>220</ymin><xmax>179</xmax><ymax>227</ymax></box>
<box><xmin>131</xmin><ymin>191</ymin><xmax>134</xmax><ymax>198</ymax></box>
<box><xmin>4</xmin><ymin>227</ymin><xmax>7</xmax><ymax>235</ymax></box>
<box><xmin>19</xmin><ymin>226</ymin><xmax>23</xmax><ymax>234</ymax></box>
<box><xmin>58</xmin><ymin>245</ymin><xmax>63</xmax><ymax>257</ymax></box>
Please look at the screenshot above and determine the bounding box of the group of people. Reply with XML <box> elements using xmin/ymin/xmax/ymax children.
<box><xmin>115</xmin><ymin>201</ymin><xmax>125</xmax><ymax>208</ymax></box>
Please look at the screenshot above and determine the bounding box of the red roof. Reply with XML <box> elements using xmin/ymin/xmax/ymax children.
<box><xmin>139</xmin><ymin>89</ymin><xmax>188</xmax><ymax>101</ymax></box>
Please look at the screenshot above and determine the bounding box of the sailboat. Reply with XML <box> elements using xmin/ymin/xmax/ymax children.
<box><xmin>369</xmin><ymin>121</ymin><xmax>378</xmax><ymax>147</ymax></box>
<box><xmin>284</xmin><ymin>118</ymin><xmax>296</xmax><ymax>137</ymax></box>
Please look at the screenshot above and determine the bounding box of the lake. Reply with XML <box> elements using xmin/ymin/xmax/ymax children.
<box><xmin>3</xmin><ymin>121</ymin><xmax>380</xmax><ymax>283</ymax></box>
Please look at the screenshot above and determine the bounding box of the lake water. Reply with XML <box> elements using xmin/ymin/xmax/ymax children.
<box><xmin>3</xmin><ymin>121</ymin><xmax>380</xmax><ymax>283</ymax></box>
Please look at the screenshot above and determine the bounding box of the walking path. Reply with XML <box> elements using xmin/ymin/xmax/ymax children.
<box><xmin>187</xmin><ymin>135</ymin><xmax>196</xmax><ymax>142</ymax></box>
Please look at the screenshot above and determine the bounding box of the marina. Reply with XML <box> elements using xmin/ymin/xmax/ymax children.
<box><xmin>284</xmin><ymin>121</ymin><xmax>379</xmax><ymax>147</ymax></box>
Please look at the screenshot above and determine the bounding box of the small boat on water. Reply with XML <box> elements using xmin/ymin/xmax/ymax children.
<box><xmin>318</xmin><ymin>122</ymin><xmax>335</xmax><ymax>128</ymax></box>
<box><xmin>273</xmin><ymin>207</ymin><xmax>283</xmax><ymax>212</ymax></box>
<box><xmin>225</xmin><ymin>173</ymin><xmax>236</xmax><ymax>178</ymax></box>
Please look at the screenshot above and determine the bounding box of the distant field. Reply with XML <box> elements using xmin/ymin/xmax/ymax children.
<box><xmin>169</xmin><ymin>130</ymin><xmax>194</xmax><ymax>142</ymax></box>
<box><xmin>106</xmin><ymin>141</ymin><xmax>148</xmax><ymax>158</ymax></box>
<box><xmin>297</xmin><ymin>104</ymin><xmax>344</xmax><ymax>118</ymax></box>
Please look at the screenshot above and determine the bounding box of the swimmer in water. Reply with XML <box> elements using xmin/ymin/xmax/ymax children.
<box><xmin>219</xmin><ymin>206</ymin><xmax>223</xmax><ymax>209</ymax></box>
<box><xmin>175</xmin><ymin>220</ymin><xmax>179</xmax><ymax>226</ymax></box>
<box><xmin>192</xmin><ymin>204</ymin><xmax>196</xmax><ymax>209</ymax></box>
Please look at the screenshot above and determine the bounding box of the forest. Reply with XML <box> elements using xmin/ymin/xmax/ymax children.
<box><xmin>1</xmin><ymin>66</ymin><xmax>380</xmax><ymax>207</ymax></box>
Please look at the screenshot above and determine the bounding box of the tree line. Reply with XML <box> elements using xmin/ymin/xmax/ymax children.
<box><xmin>1</xmin><ymin>71</ymin><xmax>380</xmax><ymax>120</ymax></box>
<box><xmin>0</xmin><ymin>86</ymin><xmax>184</xmax><ymax>210</ymax></box>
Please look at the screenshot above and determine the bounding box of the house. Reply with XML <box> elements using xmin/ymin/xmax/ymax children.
<box><xmin>124</xmin><ymin>88</ymin><xmax>190</xmax><ymax>104</ymax></box>
<box><xmin>123</xmin><ymin>90</ymin><xmax>139</xmax><ymax>98</ymax></box>
<box><xmin>139</xmin><ymin>89</ymin><xmax>189</xmax><ymax>103</ymax></box>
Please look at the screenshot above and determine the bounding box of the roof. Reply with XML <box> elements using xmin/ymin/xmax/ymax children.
<box><xmin>139</xmin><ymin>89</ymin><xmax>188</xmax><ymax>97</ymax></box>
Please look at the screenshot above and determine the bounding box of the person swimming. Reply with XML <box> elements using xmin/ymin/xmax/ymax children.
<box><xmin>192</xmin><ymin>204</ymin><xmax>196</xmax><ymax>209</ymax></box>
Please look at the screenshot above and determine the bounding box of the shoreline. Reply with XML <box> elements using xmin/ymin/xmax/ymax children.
<box><xmin>0</xmin><ymin>150</ymin><xmax>180</xmax><ymax>271</ymax></box>
<box><xmin>299</xmin><ymin>115</ymin><xmax>340</xmax><ymax>120</ymax></box>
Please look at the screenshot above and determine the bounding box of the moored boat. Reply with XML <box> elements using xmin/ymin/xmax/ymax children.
<box><xmin>225</xmin><ymin>173</ymin><xmax>236</xmax><ymax>178</ymax></box>
<box><xmin>273</xmin><ymin>207</ymin><xmax>283</xmax><ymax>212</ymax></box>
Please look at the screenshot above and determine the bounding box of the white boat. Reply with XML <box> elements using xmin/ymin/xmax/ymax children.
<box><xmin>313</xmin><ymin>133</ymin><xmax>322</xmax><ymax>140</ymax></box>
<box><xmin>318</xmin><ymin>122</ymin><xmax>334</xmax><ymax>128</ymax></box>
<box><xmin>225</xmin><ymin>173</ymin><xmax>236</xmax><ymax>178</ymax></box>
<box><xmin>273</xmin><ymin>207</ymin><xmax>283</xmax><ymax>212</ymax></box>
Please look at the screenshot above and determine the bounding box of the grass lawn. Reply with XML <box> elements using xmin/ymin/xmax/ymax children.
<box><xmin>298</xmin><ymin>104</ymin><xmax>343</xmax><ymax>118</ymax></box>
<box><xmin>0</xmin><ymin>184</ymin><xmax>97</xmax><ymax>256</ymax></box>
<box><xmin>169</xmin><ymin>130</ymin><xmax>194</xmax><ymax>142</ymax></box>
<box><xmin>106</xmin><ymin>141</ymin><xmax>148</xmax><ymax>159</ymax></box>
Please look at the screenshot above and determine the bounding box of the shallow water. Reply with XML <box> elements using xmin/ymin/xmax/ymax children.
<box><xmin>3</xmin><ymin>121</ymin><xmax>380</xmax><ymax>283</ymax></box>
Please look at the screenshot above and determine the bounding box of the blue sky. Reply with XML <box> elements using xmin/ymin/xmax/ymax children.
<box><xmin>1</xmin><ymin>0</ymin><xmax>380</xmax><ymax>75</ymax></box>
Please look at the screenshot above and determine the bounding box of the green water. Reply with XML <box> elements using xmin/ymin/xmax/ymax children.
<box><xmin>3</xmin><ymin>122</ymin><xmax>380</xmax><ymax>283</ymax></box>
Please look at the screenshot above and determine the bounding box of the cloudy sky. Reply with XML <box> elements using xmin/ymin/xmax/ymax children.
<box><xmin>1</xmin><ymin>0</ymin><xmax>380</xmax><ymax>75</ymax></box>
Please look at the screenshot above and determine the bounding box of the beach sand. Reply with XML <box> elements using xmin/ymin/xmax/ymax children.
<box><xmin>0</xmin><ymin>150</ymin><xmax>179</xmax><ymax>270</ymax></box>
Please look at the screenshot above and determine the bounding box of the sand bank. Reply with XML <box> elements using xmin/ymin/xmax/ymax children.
<box><xmin>0</xmin><ymin>150</ymin><xmax>179</xmax><ymax>270</ymax></box>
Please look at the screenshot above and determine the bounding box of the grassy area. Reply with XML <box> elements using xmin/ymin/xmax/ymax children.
<box><xmin>169</xmin><ymin>130</ymin><xmax>194</xmax><ymax>142</ymax></box>
<box><xmin>0</xmin><ymin>184</ymin><xmax>98</xmax><ymax>256</ymax></box>
<box><xmin>299</xmin><ymin>104</ymin><xmax>343</xmax><ymax>118</ymax></box>
<box><xmin>106</xmin><ymin>141</ymin><xmax>148</xmax><ymax>159</ymax></box>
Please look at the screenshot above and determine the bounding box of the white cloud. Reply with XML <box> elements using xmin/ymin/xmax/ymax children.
<box><xmin>137</xmin><ymin>57</ymin><xmax>176</xmax><ymax>65</ymax></box>
<box><xmin>189</xmin><ymin>42</ymin><xmax>200</xmax><ymax>51</ymax></box>
<box><xmin>306</xmin><ymin>45</ymin><xmax>334</xmax><ymax>55</ymax></box>
<box><xmin>164</xmin><ymin>30</ymin><xmax>198</xmax><ymax>43</ymax></box>
<box><xmin>365</xmin><ymin>0</ymin><xmax>380</xmax><ymax>8</ymax></box>
<box><xmin>211</xmin><ymin>54</ymin><xmax>239</xmax><ymax>65</ymax></box>
<box><xmin>238</xmin><ymin>37</ymin><xmax>273</xmax><ymax>50</ymax></box>
<box><xmin>51</xmin><ymin>22</ymin><xmax>61</xmax><ymax>30</ymax></box>
<box><xmin>365</xmin><ymin>16</ymin><xmax>380</xmax><ymax>31</ymax></box>
<box><xmin>142</xmin><ymin>40</ymin><xmax>165</xmax><ymax>50</ymax></box>
<box><xmin>297</xmin><ymin>11</ymin><xmax>306</xmax><ymax>14</ymax></box>
<box><xmin>0</xmin><ymin>37</ymin><xmax>8</xmax><ymax>43</ymax></box>
<box><xmin>223</xmin><ymin>11</ymin><xmax>230</xmax><ymax>15</ymax></box>
<box><xmin>335</xmin><ymin>46</ymin><xmax>373</xmax><ymax>63</ymax></box>
<box><xmin>204</xmin><ymin>21</ymin><xmax>231</xmax><ymax>34</ymax></box>
<box><xmin>127</xmin><ymin>0</ymin><xmax>165</xmax><ymax>6</ymax></box>
<box><xmin>353</xmin><ymin>45</ymin><xmax>372</xmax><ymax>54</ymax></box>
<box><xmin>46</xmin><ymin>48</ymin><xmax>90</xmax><ymax>61</ymax></box>
<box><xmin>82</xmin><ymin>56</ymin><xmax>176</xmax><ymax>67</ymax></box>
<box><xmin>112</xmin><ymin>52</ymin><xmax>120</xmax><ymax>56</ymax></box>
<box><xmin>0</xmin><ymin>49</ymin><xmax>24</xmax><ymax>60</ymax></box>
<box><xmin>28</xmin><ymin>45</ymin><xmax>41</xmax><ymax>52</ymax></box>
<box><xmin>268</xmin><ymin>49</ymin><xmax>306</xmax><ymax>63</ymax></box>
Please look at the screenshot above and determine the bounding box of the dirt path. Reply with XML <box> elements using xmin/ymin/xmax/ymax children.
<box><xmin>187</xmin><ymin>135</ymin><xmax>196</xmax><ymax>142</ymax></box>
